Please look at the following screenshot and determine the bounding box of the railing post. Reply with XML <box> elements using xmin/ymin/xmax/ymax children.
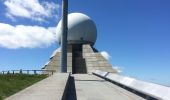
<box><xmin>13</xmin><ymin>70</ymin><xmax>14</xmax><ymax>74</ymax></box>
<box><xmin>27</xmin><ymin>70</ymin><xmax>29</xmax><ymax>74</ymax></box>
<box><xmin>52</xmin><ymin>71</ymin><xmax>54</xmax><ymax>75</ymax></box>
<box><xmin>34</xmin><ymin>70</ymin><xmax>36</xmax><ymax>75</ymax></box>
<box><xmin>3</xmin><ymin>71</ymin><xmax>4</xmax><ymax>74</ymax></box>
<box><xmin>20</xmin><ymin>69</ymin><xmax>22</xmax><ymax>74</ymax></box>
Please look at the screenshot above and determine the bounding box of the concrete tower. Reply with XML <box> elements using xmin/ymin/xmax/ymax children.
<box><xmin>42</xmin><ymin>13</ymin><xmax>118</xmax><ymax>74</ymax></box>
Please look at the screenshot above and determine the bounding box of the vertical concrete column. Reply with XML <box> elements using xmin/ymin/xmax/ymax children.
<box><xmin>61</xmin><ymin>0</ymin><xmax>68</xmax><ymax>73</ymax></box>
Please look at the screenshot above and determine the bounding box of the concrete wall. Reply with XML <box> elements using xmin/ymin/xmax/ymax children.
<box><xmin>42</xmin><ymin>44</ymin><xmax>117</xmax><ymax>74</ymax></box>
<box><xmin>82</xmin><ymin>44</ymin><xmax>118</xmax><ymax>73</ymax></box>
<box><xmin>42</xmin><ymin>45</ymin><xmax>72</xmax><ymax>73</ymax></box>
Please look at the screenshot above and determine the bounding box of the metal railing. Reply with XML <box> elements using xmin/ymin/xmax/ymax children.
<box><xmin>0</xmin><ymin>69</ymin><xmax>55</xmax><ymax>75</ymax></box>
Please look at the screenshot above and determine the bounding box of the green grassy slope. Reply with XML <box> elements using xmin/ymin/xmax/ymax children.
<box><xmin>0</xmin><ymin>74</ymin><xmax>47</xmax><ymax>100</ymax></box>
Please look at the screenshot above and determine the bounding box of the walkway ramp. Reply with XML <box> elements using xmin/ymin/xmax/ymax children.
<box><xmin>5</xmin><ymin>73</ymin><xmax>69</xmax><ymax>100</ymax></box>
<box><xmin>7</xmin><ymin>73</ymin><xmax>168</xmax><ymax>100</ymax></box>
<box><xmin>66</xmin><ymin>74</ymin><xmax>145</xmax><ymax>100</ymax></box>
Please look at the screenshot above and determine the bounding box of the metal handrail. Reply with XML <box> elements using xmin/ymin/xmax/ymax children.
<box><xmin>0</xmin><ymin>69</ymin><xmax>55</xmax><ymax>75</ymax></box>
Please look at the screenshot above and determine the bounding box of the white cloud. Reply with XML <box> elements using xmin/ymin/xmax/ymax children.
<box><xmin>5</xmin><ymin>13</ymin><xmax>16</xmax><ymax>22</ymax></box>
<box><xmin>100</xmin><ymin>51</ymin><xmax>123</xmax><ymax>73</ymax></box>
<box><xmin>0</xmin><ymin>23</ymin><xmax>56</xmax><ymax>49</ymax></box>
<box><xmin>101</xmin><ymin>51</ymin><xmax>111</xmax><ymax>60</ymax></box>
<box><xmin>112</xmin><ymin>66</ymin><xmax>122</xmax><ymax>73</ymax></box>
<box><xmin>4</xmin><ymin>0</ymin><xmax>60</xmax><ymax>22</ymax></box>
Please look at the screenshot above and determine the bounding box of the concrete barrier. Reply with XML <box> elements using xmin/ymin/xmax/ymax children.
<box><xmin>93</xmin><ymin>70</ymin><xmax>109</xmax><ymax>78</ymax></box>
<box><xmin>61</xmin><ymin>73</ymin><xmax>70</xmax><ymax>100</ymax></box>
<box><xmin>93</xmin><ymin>70</ymin><xmax>170</xmax><ymax>100</ymax></box>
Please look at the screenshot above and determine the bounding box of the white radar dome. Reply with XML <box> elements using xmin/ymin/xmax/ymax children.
<box><xmin>56</xmin><ymin>13</ymin><xmax>97</xmax><ymax>45</ymax></box>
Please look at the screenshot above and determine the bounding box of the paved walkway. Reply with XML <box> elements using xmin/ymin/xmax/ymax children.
<box><xmin>5</xmin><ymin>73</ymin><xmax>146</xmax><ymax>100</ymax></box>
<box><xmin>66</xmin><ymin>74</ymin><xmax>145</xmax><ymax>100</ymax></box>
<box><xmin>5</xmin><ymin>73</ymin><xmax>69</xmax><ymax>100</ymax></box>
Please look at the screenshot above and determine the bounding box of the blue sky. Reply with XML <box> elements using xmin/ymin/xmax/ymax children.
<box><xmin>0</xmin><ymin>0</ymin><xmax>170</xmax><ymax>86</ymax></box>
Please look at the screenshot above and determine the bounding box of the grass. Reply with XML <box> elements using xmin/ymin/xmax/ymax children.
<box><xmin>0</xmin><ymin>74</ymin><xmax>48</xmax><ymax>100</ymax></box>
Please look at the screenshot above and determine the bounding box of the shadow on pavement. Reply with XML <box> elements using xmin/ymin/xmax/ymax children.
<box><xmin>65</xmin><ymin>76</ymin><xmax>77</xmax><ymax>100</ymax></box>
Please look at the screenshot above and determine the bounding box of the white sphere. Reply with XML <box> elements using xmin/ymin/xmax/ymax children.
<box><xmin>56</xmin><ymin>13</ymin><xmax>97</xmax><ymax>45</ymax></box>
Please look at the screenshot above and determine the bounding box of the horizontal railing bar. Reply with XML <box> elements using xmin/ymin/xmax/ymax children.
<box><xmin>0</xmin><ymin>69</ymin><xmax>55</xmax><ymax>75</ymax></box>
